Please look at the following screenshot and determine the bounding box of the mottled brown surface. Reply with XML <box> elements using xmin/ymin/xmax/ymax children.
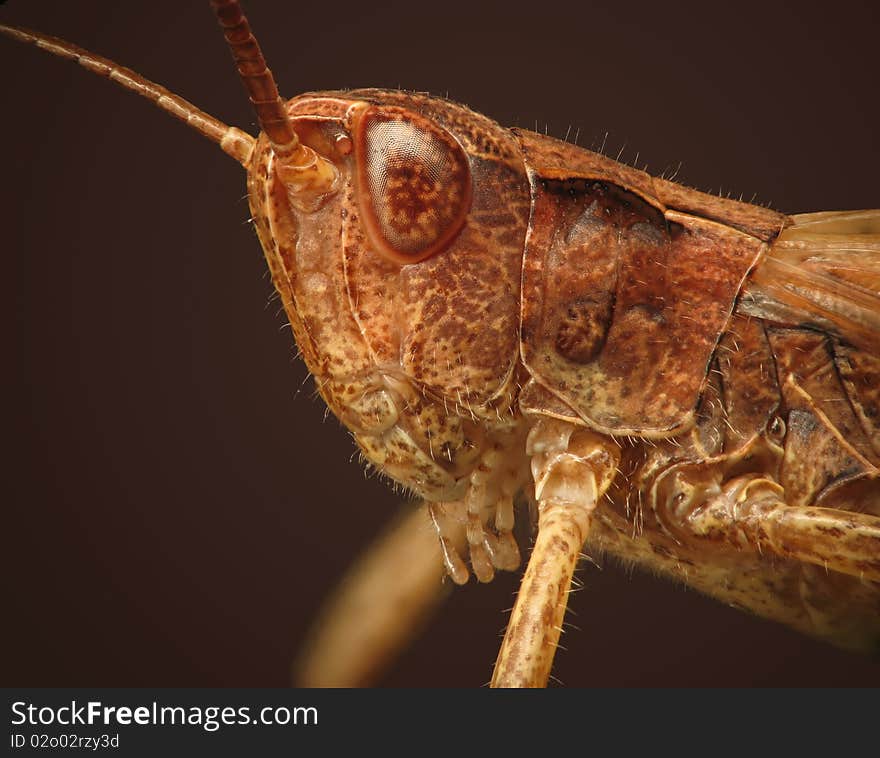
<box><xmin>491</xmin><ymin>502</ymin><xmax>587</xmax><ymax>687</ymax></box>
<box><xmin>835</xmin><ymin>346</ymin><xmax>880</xmax><ymax>457</ymax></box>
<box><xmin>246</xmin><ymin>89</ymin><xmax>880</xmax><ymax>668</ymax></box>
<box><xmin>771</xmin><ymin>330</ymin><xmax>877</xmax><ymax>466</ymax></box>
<box><xmin>767</xmin><ymin>330</ymin><xmax>877</xmax><ymax>508</ymax></box>
<box><xmin>518</xmin><ymin>129</ymin><xmax>769</xmax><ymax>436</ymax></box>
<box><xmin>716</xmin><ymin>313</ymin><xmax>779</xmax><ymax>454</ymax></box>
<box><xmin>247</xmin><ymin>91</ymin><xmax>534</xmax><ymax>505</ymax></box>
<box><xmin>340</xmin><ymin>90</ymin><xmax>531</xmax><ymax>412</ymax></box>
<box><xmin>4</xmin><ymin>0</ymin><xmax>880</xmax><ymax>693</ymax></box>
<box><xmin>588</xmin><ymin>502</ymin><xmax>880</xmax><ymax>653</ymax></box>
<box><xmin>654</xmin><ymin>175</ymin><xmax>787</xmax><ymax>241</ymax></box>
<box><xmin>512</xmin><ymin>128</ymin><xmax>787</xmax><ymax>241</ymax></box>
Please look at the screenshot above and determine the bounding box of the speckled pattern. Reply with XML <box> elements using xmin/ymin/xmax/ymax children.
<box><xmin>2</xmin><ymin>1</ymin><xmax>878</xmax><ymax>689</ymax></box>
<box><xmin>517</xmin><ymin>131</ymin><xmax>777</xmax><ymax>436</ymax></box>
<box><xmin>246</xmin><ymin>90</ymin><xmax>879</xmax><ymax>661</ymax></box>
<box><xmin>354</xmin><ymin>106</ymin><xmax>472</xmax><ymax>261</ymax></box>
<box><xmin>248</xmin><ymin>91</ymin><xmax>532</xmax><ymax>512</ymax></box>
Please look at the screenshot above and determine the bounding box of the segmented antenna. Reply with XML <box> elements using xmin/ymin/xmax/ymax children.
<box><xmin>1</xmin><ymin>4</ymin><xmax>336</xmax><ymax>202</ymax></box>
<box><xmin>0</xmin><ymin>23</ymin><xmax>255</xmax><ymax>166</ymax></box>
<box><xmin>210</xmin><ymin>0</ymin><xmax>301</xmax><ymax>159</ymax></box>
<box><xmin>210</xmin><ymin>0</ymin><xmax>338</xmax><ymax>204</ymax></box>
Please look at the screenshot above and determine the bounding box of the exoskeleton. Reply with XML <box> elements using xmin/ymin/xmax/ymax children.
<box><xmin>3</xmin><ymin>1</ymin><xmax>878</xmax><ymax>687</ymax></box>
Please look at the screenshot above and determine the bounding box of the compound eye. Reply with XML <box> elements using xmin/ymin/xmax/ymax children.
<box><xmin>354</xmin><ymin>105</ymin><xmax>472</xmax><ymax>264</ymax></box>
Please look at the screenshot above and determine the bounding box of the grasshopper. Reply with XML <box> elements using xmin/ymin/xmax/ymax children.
<box><xmin>3</xmin><ymin>1</ymin><xmax>876</xmax><ymax>688</ymax></box>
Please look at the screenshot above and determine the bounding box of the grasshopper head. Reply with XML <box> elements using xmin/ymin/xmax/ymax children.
<box><xmin>213</xmin><ymin>1</ymin><xmax>532</xmax><ymax>520</ymax></box>
<box><xmin>246</xmin><ymin>90</ymin><xmax>532</xmax><ymax>501</ymax></box>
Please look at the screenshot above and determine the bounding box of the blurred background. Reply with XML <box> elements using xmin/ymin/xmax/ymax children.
<box><xmin>3</xmin><ymin>0</ymin><xmax>879</xmax><ymax>686</ymax></box>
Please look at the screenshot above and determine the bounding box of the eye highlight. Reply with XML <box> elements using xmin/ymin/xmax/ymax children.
<box><xmin>354</xmin><ymin>105</ymin><xmax>472</xmax><ymax>263</ymax></box>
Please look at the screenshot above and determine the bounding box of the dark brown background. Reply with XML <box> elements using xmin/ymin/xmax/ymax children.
<box><xmin>2</xmin><ymin>0</ymin><xmax>879</xmax><ymax>687</ymax></box>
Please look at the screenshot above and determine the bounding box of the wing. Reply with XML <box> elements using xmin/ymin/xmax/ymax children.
<box><xmin>739</xmin><ymin>210</ymin><xmax>880</xmax><ymax>353</ymax></box>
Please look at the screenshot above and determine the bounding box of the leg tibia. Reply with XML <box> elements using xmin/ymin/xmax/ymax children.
<box><xmin>491</xmin><ymin>420</ymin><xmax>619</xmax><ymax>688</ymax></box>
<box><xmin>490</xmin><ymin>500</ymin><xmax>591</xmax><ymax>687</ymax></box>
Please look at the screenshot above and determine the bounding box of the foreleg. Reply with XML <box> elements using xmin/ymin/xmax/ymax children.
<box><xmin>491</xmin><ymin>420</ymin><xmax>619</xmax><ymax>688</ymax></box>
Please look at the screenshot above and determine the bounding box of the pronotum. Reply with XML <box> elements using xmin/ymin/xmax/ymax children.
<box><xmin>4</xmin><ymin>1</ymin><xmax>879</xmax><ymax>686</ymax></box>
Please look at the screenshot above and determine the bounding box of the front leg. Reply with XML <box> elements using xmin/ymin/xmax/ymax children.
<box><xmin>491</xmin><ymin>419</ymin><xmax>619</xmax><ymax>688</ymax></box>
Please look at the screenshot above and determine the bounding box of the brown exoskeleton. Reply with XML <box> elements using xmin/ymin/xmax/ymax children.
<box><xmin>3</xmin><ymin>2</ymin><xmax>878</xmax><ymax>687</ymax></box>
